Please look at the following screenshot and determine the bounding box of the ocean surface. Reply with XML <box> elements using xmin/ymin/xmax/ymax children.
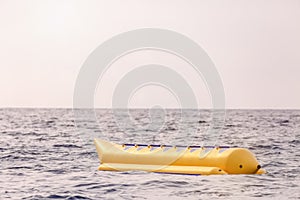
<box><xmin>0</xmin><ymin>109</ymin><xmax>299</xmax><ymax>200</ymax></box>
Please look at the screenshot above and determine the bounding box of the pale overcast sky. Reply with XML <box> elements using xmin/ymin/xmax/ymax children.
<box><xmin>0</xmin><ymin>0</ymin><xmax>299</xmax><ymax>109</ymax></box>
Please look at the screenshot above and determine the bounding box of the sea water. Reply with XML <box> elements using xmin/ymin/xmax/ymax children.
<box><xmin>0</xmin><ymin>109</ymin><xmax>299</xmax><ymax>199</ymax></box>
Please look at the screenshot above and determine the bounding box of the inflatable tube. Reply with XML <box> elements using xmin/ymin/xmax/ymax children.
<box><xmin>94</xmin><ymin>139</ymin><xmax>266</xmax><ymax>175</ymax></box>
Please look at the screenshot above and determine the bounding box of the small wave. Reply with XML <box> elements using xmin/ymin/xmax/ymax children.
<box><xmin>291</xmin><ymin>114</ymin><xmax>300</xmax><ymax>117</ymax></box>
<box><xmin>0</xmin><ymin>147</ymin><xmax>8</xmax><ymax>151</ymax></box>
<box><xmin>164</xmin><ymin>180</ymin><xmax>190</xmax><ymax>187</ymax></box>
<box><xmin>23</xmin><ymin>194</ymin><xmax>90</xmax><ymax>200</ymax></box>
<box><xmin>23</xmin><ymin>131</ymin><xmax>46</xmax><ymax>136</ymax></box>
<box><xmin>141</xmin><ymin>180</ymin><xmax>189</xmax><ymax>188</ymax></box>
<box><xmin>278</xmin><ymin>119</ymin><xmax>289</xmax><ymax>123</ymax></box>
<box><xmin>53</xmin><ymin>144</ymin><xmax>82</xmax><ymax>149</ymax></box>
<box><xmin>163</xmin><ymin>127</ymin><xmax>177</xmax><ymax>131</ymax></box>
<box><xmin>252</xmin><ymin>144</ymin><xmax>273</xmax><ymax>149</ymax></box>
<box><xmin>47</xmin><ymin>194</ymin><xmax>68</xmax><ymax>199</ymax></box>
<box><xmin>87</xmin><ymin>183</ymin><xmax>132</xmax><ymax>190</ymax></box>
<box><xmin>277</xmin><ymin>119</ymin><xmax>290</xmax><ymax>126</ymax></box>
<box><xmin>141</xmin><ymin>180</ymin><xmax>165</xmax><ymax>186</ymax></box>
<box><xmin>104</xmin><ymin>188</ymin><xmax>117</xmax><ymax>194</ymax></box>
<box><xmin>60</xmin><ymin>124</ymin><xmax>75</xmax><ymax>127</ymax></box>
<box><xmin>67</xmin><ymin>195</ymin><xmax>92</xmax><ymax>200</ymax></box>
<box><xmin>6</xmin><ymin>166</ymin><xmax>32</xmax><ymax>170</ymax></box>
<box><xmin>289</xmin><ymin>139</ymin><xmax>300</xmax><ymax>144</ymax></box>
<box><xmin>74</xmin><ymin>183</ymin><xmax>116</xmax><ymax>188</ymax></box>
<box><xmin>226</xmin><ymin>124</ymin><xmax>235</xmax><ymax>127</ymax></box>
<box><xmin>46</xmin><ymin>169</ymin><xmax>66</xmax><ymax>174</ymax></box>
<box><xmin>78</xmin><ymin>151</ymin><xmax>95</xmax><ymax>156</ymax></box>
<box><xmin>46</xmin><ymin>120</ymin><xmax>56</xmax><ymax>124</ymax></box>
<box><xmin>1</xmin><ymin>154</ymin><xmax>36</xmax><ymax>161</ymax></box>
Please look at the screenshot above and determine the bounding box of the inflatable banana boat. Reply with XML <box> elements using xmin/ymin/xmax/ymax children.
<box><xmin>94</xmin><ymin>139</ymin><xmax>266</xmax><ymax>175</ymax></box>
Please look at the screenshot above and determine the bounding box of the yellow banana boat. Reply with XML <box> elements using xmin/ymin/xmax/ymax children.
<box><xmin>94</xmin><ymin>139</ymin><xmax>266</xmax><ymax>175</ymax></box>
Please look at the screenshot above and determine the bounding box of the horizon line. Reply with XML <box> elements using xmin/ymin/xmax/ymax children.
<box><xmin>0</xmin><ymin>106</ymin><xmax>299</xmax><ymax>110</ymax></box>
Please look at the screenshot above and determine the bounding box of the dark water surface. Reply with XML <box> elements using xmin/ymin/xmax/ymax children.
<box><xmin>0</xmin><ymin>109</ymin><xmax>299</xmax><ymax>199</ymax></box>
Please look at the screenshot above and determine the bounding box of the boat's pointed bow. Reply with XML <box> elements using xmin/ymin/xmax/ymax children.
<box><xmin>94</xmin><ymin>139</ymin><xmax>120</xmax><ymax>163</ymax></box>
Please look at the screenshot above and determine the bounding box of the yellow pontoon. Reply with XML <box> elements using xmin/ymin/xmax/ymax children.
<box><xmin>94</xmin><ymin>139</ymin><xmax>266</xmax><ymax>175</ymax></box>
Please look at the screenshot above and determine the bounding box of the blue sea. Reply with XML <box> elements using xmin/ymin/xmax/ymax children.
<box><xmin>1</xmin><ymin>109</ymin><xmax>299</xmax><ymax>199</ymax></box>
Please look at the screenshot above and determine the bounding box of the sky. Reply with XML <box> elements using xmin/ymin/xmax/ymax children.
<box><xmin>0</xmin><ymin>0</ymin><xmax>299</xmax><ymax>109</ymax></box>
